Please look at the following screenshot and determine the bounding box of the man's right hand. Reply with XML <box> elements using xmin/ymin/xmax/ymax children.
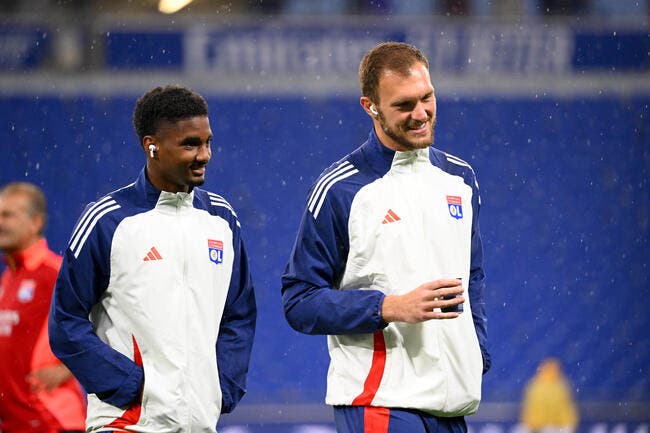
<box><xmin>381</xmin><ymin>279</ymin><xmax>464</xmax><ymax>323</ymax></box>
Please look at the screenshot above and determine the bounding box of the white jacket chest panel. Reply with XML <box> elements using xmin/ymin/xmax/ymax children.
<box><xmin>107</xmin><ymin>206</ymin><xmax>233</xmax><ymax>342</ymax></box>
<box><xmin>343</xmin><ymin>163</ymin><xmax>473</xmax><ymax>295</ymax></box>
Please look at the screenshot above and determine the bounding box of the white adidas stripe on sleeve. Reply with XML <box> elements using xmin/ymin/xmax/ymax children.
<box><xmin>308</xmin><ymin>162</ymin><xmax>354</xmax><ymax>213</ymax></box>
<box><xmin>72</xmin><ymin>203</ymin><xmax>121</xmax><ymax>258</ymax></box>
<box><xmin>207</xmin><ymin>192</ymin><xmax>241</xmax><ymax>227</ymax></box>
<box><xmin>312</xmin><ymin>168</ymin><xmax>359</xmax><ymax>219</ymax></box>
<box><xmin>208</xmin><ymin>193</ymin><xmax>236</xmax><ymax>213</ymax></box>
<box><xmin>444</xmin><ymin>153</ymin><xmax>471</xmax><ymax>168</ymax></box>
<box><xmin>69</xmin><ymin>197</ymin><xmax>116</xmax><ymax>252</ymax></box>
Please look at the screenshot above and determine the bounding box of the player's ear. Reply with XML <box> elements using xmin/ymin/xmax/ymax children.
<box><xmin>360</xmin><ymin>96</ymin><xmax>378</xmax><ymax>118</ymax></box>
<box><xmin>142</xmin><ymin>135</ymin><xmax>154</xmax><ymax>152</ymax></box>
<box><xmin>142</xmin><ymin>136</ymin><xmax>159</xmax><ymax>160</ymax></box>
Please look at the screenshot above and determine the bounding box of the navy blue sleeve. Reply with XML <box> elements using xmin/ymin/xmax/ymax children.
<box><xmin>281</xmin><ymin>183</ymin><xmax>387</xmax><ymax>335</ymax></box>
<box><xmin>468</xmin><ymin>175</ymin><xmax>491</xmax><ymax>374</ymax></box>
<box><xmin>216</xmin><ymin>218</ymin><xmax>257</xmax><ymax>414</ymax></box>
<box><xmin>49</xmin><ymin>206</ymin><xmax>143</xmax><ymax>408</ymax></box>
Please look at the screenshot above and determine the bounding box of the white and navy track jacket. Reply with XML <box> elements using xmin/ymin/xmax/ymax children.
<box><xmin>49</xmin><ymin>169</ymin><xmax>256</xmax><ymax>432</ymax></box>
<box><xmin>282</xmin><ymin>130</ymin><xmax>490</xmax><ymax>417</ymax></box>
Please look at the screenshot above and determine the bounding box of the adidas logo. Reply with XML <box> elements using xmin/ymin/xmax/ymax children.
<box><xmin>143</xmin><ymin>246</ymin><xmax>163</xmax><ymax>261</ymax></box>
<box><xmin>382</xmin><ymin>209</ymin><xmax>401</xmax><ymax>224</ymax></box>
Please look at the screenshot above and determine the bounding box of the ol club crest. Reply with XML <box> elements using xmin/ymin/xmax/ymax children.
<box><xmin>446</xmin><ymin>195</ymin><xmax>463</xmax><ymax>220</ymax></box>
<box><xmin>208</xmin><ymin>239</ymin><xmax>223</xmax><ymax>265</ymax></box>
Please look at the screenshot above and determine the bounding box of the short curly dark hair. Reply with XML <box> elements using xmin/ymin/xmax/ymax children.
<box><xmin>359</xmin><ymin>42</ymin><xmax>429</xmax><ymax>105</ymax></box>
<box><xmin>132</xmin><ymin>85</ymin><xmax>209</xmax><ymax>144</ymax></box>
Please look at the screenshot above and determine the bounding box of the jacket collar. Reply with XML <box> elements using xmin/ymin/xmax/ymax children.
<box><xmin>134</xmin><ymin>167</ymin><xmax>195</xmax><ymax>211</ymax></box>
<box><xmin>362</xmin><ymin>128</ymin><xmax>430</xmax><ymax>175</ymax></box>
<box><xmin>362</xmin><ymin>128</ymin><xmax>396</xmax><ymax>176</ymax></box>
<box><xmin>135</xmin><ymin>167</ymin><xmax>164</xmax><ymax>206</ymax></box>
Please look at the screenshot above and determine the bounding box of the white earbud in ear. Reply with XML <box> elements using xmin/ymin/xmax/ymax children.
<box><xmin>369</xmin><ymin>105</ymin><xmax>378</xmax><ymax>116</ymax></box>
<box><xmin>148</xmin><ymin>144</ymin><xmax>157</xmax><ymax>158</ymax></box>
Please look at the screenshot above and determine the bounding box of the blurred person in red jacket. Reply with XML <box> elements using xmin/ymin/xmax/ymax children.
<box><xmin>0</xmin><ymin>182</ymin><xmax>85</xmax><ymax>433</ymax></box>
